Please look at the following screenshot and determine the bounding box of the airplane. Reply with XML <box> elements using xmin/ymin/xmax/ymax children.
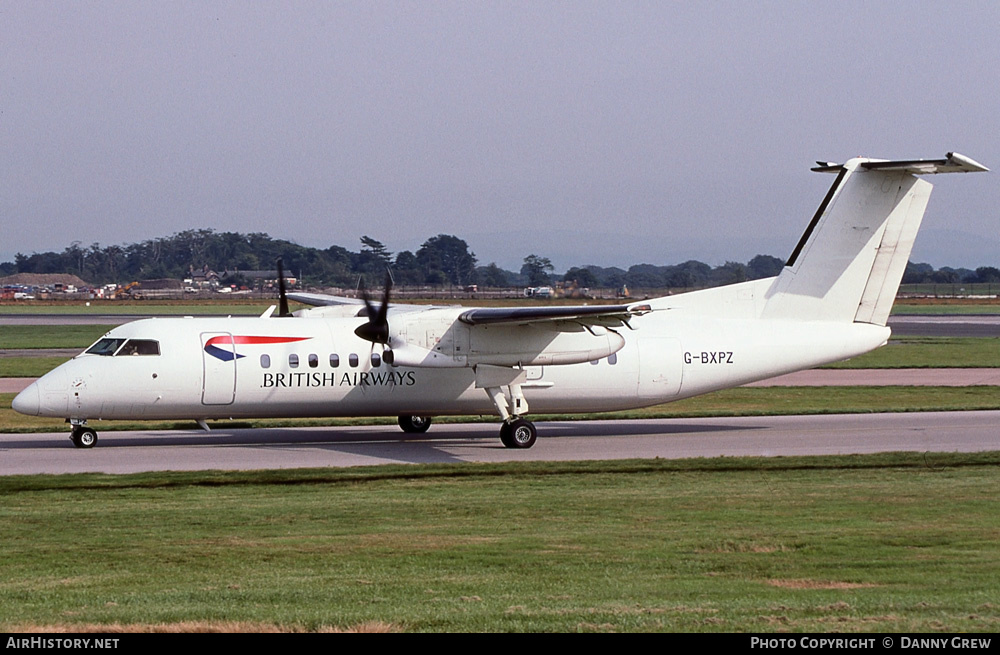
<box><xmin>12</xmin><ymin>152</ymin><xmax>988</xmax><ymax>449</ymax></box>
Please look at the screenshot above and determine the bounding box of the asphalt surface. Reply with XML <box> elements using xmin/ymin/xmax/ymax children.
<box><xmin>887</xmin><ymin>314</ymin><xmax>1000</xmax><ymax>337</ymax></box>
<box><xmin>2</xmin><ymin>411</ymin><xmax>997</xmax><ymax>475</ymax></box>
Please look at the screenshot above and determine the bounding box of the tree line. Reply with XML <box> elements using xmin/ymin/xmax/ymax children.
<box><xmin>2</xmin><ymin>229</ymin><xmax>996</xmax><ymax>289</ymax></box>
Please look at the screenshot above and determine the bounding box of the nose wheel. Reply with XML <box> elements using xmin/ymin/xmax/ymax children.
<box><xmin>500</xmin><ymin>418</ymin><xmax>537</xmax><ymax>449</ymax></box>
<box><xmin>71</xmin><ymin>426</ymin><xmax>98</xmax><ymax>449</ymax></box>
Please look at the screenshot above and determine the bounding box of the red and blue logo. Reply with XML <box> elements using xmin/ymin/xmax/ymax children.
<box><xmin>204</xmin><ymin>335</ymin><xmax>312</xmax><ymax>361</ymax></box>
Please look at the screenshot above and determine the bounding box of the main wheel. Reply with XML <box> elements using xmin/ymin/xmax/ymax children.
<box><xmin>500</xmin><ymin>418</ymin><xmax>537</xmax><ymax>449</ymax></box>
<box><xmin>398</xmin><ymin>415</ymin><xmax>432</xmax><ymax>434</ymax></box>
<box><xmin>71</xmin><ymin>427</ymin><xmax>98</xmax><ymax>449</ymax></box>
<box><xmin>499</xmin><ymin>421</ymin><xmax>514</xmax><ymax>447</ymax></box>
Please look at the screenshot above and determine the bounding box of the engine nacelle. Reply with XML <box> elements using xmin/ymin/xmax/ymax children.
<box><xmin>387</xmin><ymin>309</ymin><xmax>626</xmax><ymax>368</ymax></box>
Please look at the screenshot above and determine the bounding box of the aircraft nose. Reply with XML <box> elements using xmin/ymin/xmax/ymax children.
<box><xmin>12</xmin><ymin>382</ymin><xmax>40</xmax><ymax>416</ymax></box>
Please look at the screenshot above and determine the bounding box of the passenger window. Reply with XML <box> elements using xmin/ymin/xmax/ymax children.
<box><xmin>349</xmin><ymin>353</ymin><xmax>359</xmax><ymax>367</ymax></box>
<box><xmin>371</xmin><ymin>353</ymin><xmax>381</xmax><ymax>367</ymax></box>
<box><xmin>608</xmin><ymin>353</ymin><xmax>618</xmax><ymax>365</ymax></box>
<box><xmin>308</xmin><ymin>354</ymin><xmax>318</xmax><ymax>368</ymax></box>
<box><xmin>330</xmin><ymin>354</ymin><xmax>340</xmax><ymax>368</ymax></box>
<box><xmin>260</xmin><ymin>354</ymin><xmax>271</xmax><ymax>369</ymax></box>
<box><xmin>289</xmin><ymin>354</ymin><xmax>299</xmax><ymax>368</ymax></box>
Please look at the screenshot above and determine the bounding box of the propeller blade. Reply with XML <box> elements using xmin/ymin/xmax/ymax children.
<box><xmin>377</xmin><ymin>272</ymin><xmax>392</xmax><ymax>326</ymax></box>
<box><xmin>276</xmin><ymin>258</ymin><xmax>291</xmax><ymax>317</ymax></box>
<box><xmin>358</xmin><ymin>278</ymin><xmax>377</xmax><ymax>320</ymax></box>
<box><xmin>354</xmin><ymin>273</ymin><xmax>392</xmax><ymax>345</ymax></box>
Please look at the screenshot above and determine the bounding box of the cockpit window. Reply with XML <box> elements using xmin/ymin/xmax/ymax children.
<box><xmin>119</xmin><ymin>339</ymin><xmax>160</xmax><ymax>356</ymax></box>
<box><xmin>85</xmin><ymin>338</ymin><xmax>160</xmax><ymax>356</ymax></box>
<box><xmin>86</xmin><ymin>338</ymin><xmax>127</xmax><ymax>356</ymax></box>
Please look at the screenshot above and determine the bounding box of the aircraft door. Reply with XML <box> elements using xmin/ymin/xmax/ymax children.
<box><xmin>637</xmin><ymin>337</ymin><xmax>683</xmax><ymax>399</ymax></box>
<box><xmin>201</xmin><ymin>332</ymin><xmax>237</xmax><ymax>405</ymax></box>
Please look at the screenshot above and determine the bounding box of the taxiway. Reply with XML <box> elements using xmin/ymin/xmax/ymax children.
<box><xmin>1</xmin><ymin>410</ymin><xmax>997</xmax><ymax>475</ymax></box>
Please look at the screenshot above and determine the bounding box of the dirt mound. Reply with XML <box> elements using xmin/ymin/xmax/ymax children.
<box><xmin>0</xmin><ymin>273</ymin><xmax>90</xmax><ymax>287</ymax></box>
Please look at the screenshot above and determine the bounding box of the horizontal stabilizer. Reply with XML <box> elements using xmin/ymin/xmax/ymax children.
<box><xmin>813</xmin><ymin>152</ymin><xmax>988</xmax><ymax>174</ymax></box>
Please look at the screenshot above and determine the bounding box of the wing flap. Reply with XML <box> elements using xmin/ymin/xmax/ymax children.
<box><xmin>458</xmin><ymin>303</ymin><xmax>652</xmax><ymax>328</ymax></box>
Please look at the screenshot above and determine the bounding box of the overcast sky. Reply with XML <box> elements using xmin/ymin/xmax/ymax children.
<box><xmin>2</xmin><ymin>1</ymin><xmax>997</xmax><ymax>272</ymax></box>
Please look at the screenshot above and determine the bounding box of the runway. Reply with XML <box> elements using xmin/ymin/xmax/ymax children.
<box><xmin>2</xmin><ymin>410</ymin><xmax>997</xmax><ymax>475</ymax></box>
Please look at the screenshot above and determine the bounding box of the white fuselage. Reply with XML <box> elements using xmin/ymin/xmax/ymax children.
<box><xmin>15</xmin><ymin>299</ymin><xmax>890</xmax><ymax>424</ymax></box>
<box><xmin>15</xmin><ymin>151</ymin><xmax>985</xmax><ymax>436</ymax></box>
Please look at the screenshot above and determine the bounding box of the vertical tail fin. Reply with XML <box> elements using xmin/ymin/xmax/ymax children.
<box><xmin>762</xmin><ymin>153</ymin><xmax>987</xmax><ymax>325</ymax></box>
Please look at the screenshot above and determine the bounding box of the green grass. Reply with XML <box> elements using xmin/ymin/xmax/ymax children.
<box><xmin>0</xmin><ymin>357</ymin><xmax>71</xmax><ymax>378</ymax></box>
<box><xmin>825</xmin><ymin>337</ymin><xmax>1000</xmax><ymax>368</ymax></box>
<box><xmin>1</xmin><ymin>455</ymin><xmax>998</xmax><ymax>632</ymax></box>
<box><xmin>892</xmin><ymin>303</ymin><xmax>1000</xmax><ymax>315</ymax></box>
<box><xmin>0</xmin><ymin>303</ymin><xmax>279</xmax><ymax>315</ymax></box>
<box><xmin>0</xmin><ymin>325</ymin><xmax>111</xmax><ymax>349</ymax></box>
<box><xmin>4</xmin><ymin>386</ymin><xmax>1000</xmax><ymax>434</ymax></box>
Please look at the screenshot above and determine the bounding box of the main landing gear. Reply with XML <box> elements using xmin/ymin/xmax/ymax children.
<box><xmin>398</xmin><ymin>415</ymin><xmax>432</xmax><ymax>434</ymax></box>
<box><xmin>70</xmin><ymin>424</ymin><xmax>98</xmax><ymax>449</ymax></box>
<box><xmin>477</xmin><ymin>365</ymin><xmax>539</xmax><ymax>449</ymax></box>
<box><xmin>499</xmin><ymin>417</ymin><xmax>537</xmax><ymax>449</ymax></box>
<box><xmin>398</xmin><ymin>413</ymin><xmax>536</xmax><ymax>448</ymax></box>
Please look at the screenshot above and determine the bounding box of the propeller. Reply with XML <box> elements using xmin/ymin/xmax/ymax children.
<box><xmin>276</xmin><ymin>258</ymin><xmax>292</xmax><ymax>317</ymax></box>
<box><xmin>354</xmin><ymin>272</ymin><xmax>395</xmax><ymax>364</ymax></box>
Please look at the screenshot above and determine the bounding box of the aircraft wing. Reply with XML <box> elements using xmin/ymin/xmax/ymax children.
<box><xmin>288</xmin><ymin>291</ymin><xmax>446</xmax><ymax>316</ymax></box>
<box><xmin>291</xmin><ymin>292</ymin><xmax>653</xmax><ymax>327</ymax></box>
<box><xmin>458</xmin><ymin>303</ymin><xmax>652</xmax><ymax>329</ymax></box>
<box><xmin>287</xmin><ymin>292</ymin><xmax>365</xmax><ymax>307</ymax></box>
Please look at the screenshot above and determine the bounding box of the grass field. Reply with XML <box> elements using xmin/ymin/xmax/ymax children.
<box><xmin>0</xmin><ymin>325</ymin><xmax>111</xmax><ymax>349</ymax></box>
<box><xmin>1</xmin><ymin>455</ymin><xmax>998</xmax><ymax>632</ymax></box>
<box><xmin>1</xmin><ymin>357</ymin><xmax>71</xmax><ymax>378</ymax></box>
<box><xmin>3</xmin><ymin>302</ymin><xmax>999</xmax><ymax>633</ymax></box>
<box><xmin>0</xmin><ymin>302</ymin><xmax>277</xmax><ymax>316</ymax></box>
<box><xmin>892</xmin><ymin>304</ymin><xmax>1000</xmax><ymax>315</ymax></box>
<box><xmin>823</xmin><ymin>337</ymin><xmax>1000</xmax><ymax>368</ymax></box>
